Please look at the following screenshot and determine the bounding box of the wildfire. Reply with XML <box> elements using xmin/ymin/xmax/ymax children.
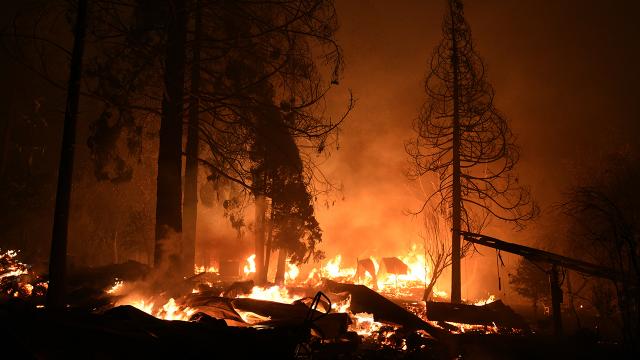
<box><xmin>473</xmin><ymin>294</ymin><xmax>496</xmax><ymax>306</ymax></box>
<box><xmin>0</xmin><ymin>250</ymin><xmax>29</xmax><ymax>280</ymax></box>
<box><xmin>106</xmin><ymin>280</ymin><xmax>124</xmax><ymax>294</ymax></box>
<box><xmin>375</xmin><ymin>245</ymin><xmax>430</xmax><ymax>294</ymax></box>
<box><xmin>285</xmin><ymin>262</ymin><xmax>299</xmax><ymax>283</ymax></box>
<box><xmin>350</xmin><ymin>312</ymin><xmax>384</xmax><ymax>336</ymax></box>
<box><xmin>238</xmin><ymin>285</ymin><xmax>301</xmax><ymax>304</ymax></box>
<box><xmin>194</xmin><ymin>264</ymin><xmax>218</xmax><ymax>274</ymax></box>
<box><xmin>432</xmin><ymin>287</ymin><xmax>448</xmax><ymax>299</ymax></box>
<box><xmin>243</xmin><ymin>254</ymin><xmax>256</xmax><ymax>276</ymax></box>
<box><xmin>439</xmin><ymin>321</ymin><xmax>500</xmax><ymax>335</ymax></box>
<box><xmin>331</xmin><ymin>295</ymin><xmax>352</xmax><ymax>313</ymax></box>
<box><xmin>124</xmin><ymin>297</ymin><xmax>196</xmax><ymax>321</ymax></box>
<box><xmin>1</xmin><ymin>249</ymin><xmax>47</xmax><ymax>299</ymax></box>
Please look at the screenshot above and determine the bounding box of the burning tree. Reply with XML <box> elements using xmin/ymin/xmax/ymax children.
<box><xmin>406</xmin><ymin>0</ymin><xmax>537</xmax><ymax>303</ymax></box>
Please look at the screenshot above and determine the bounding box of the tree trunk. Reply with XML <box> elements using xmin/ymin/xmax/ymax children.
<box><xmin>423</xmin><ymin>280</ymin><xmax>436</xmax><ymax>302</ymax></box>
<box><xmin>154</xmin><ymin>0</ymin><xmax>187</xmax><ymax>269</ymax></box>
<box><xmin>263</xmin><ymin>201</ymin><xmax>273</xmax><ymax>277</ymax></box>
<box><xmin>46</xmin><ymin>0</ymin><xmax>87</xmax><ymax>310</ymax></box>
<box><xmin>254</xmin><ymin>194</ymin><xmax>267</xmax><ymax>284</ymax></box>
<box><xmin>113</xmin><ymin>231</ymin><xmax>118</xmax><ymax>264</ymax></box>
<box><xmin>0</xmin><ymin>112</ymin><xmax>10</xmax><ymax>183</ymax></box>
<box><xmin>182</xmin><ymin>0</ymin><xmax>202</xmax><ymax>277</ymax></box>
<box><xmin>274</xmin><ymin>248</ymin><xmax>287</xmax><ymax>285</ymax></box>
<box><xmin>449</xmin><ymin>0</ymin><xmax>463</xmax><ymax>304</ymax></box>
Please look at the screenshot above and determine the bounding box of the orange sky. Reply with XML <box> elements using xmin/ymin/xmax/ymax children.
<box><xmin>310</xmin><ymin>0</ymin><xmax>640</xmax><ymax>299</ymax></box>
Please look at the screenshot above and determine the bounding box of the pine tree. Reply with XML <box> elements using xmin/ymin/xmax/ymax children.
<box><xmin>407</xmin><ymin>0</ymin><xmax>537</xmax><ymax>303</ymax></box>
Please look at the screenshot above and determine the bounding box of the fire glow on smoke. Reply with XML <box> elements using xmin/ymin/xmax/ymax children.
<box><xmin>2</xmin><ymin>247</ymin><xmax>499</xmax><ymax>342</ymax></box>
<box><xmin>107</xmin><ymin>251</ymin><xmax>497</xmax><ymax>338</ymax></box>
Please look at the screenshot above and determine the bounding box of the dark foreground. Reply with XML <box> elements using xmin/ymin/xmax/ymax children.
<box><xmin>0</xmin><ymin>298</ymin><xmax>627</xmax><ymax>360</ymax></box>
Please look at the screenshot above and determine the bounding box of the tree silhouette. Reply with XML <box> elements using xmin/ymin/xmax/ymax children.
<box><xmin>191</xmin><ymin>0</ymin><xmax>349</xmax><ymax>283</ymax></box>
<box><xmin>182</xmin><ymin>0</ymin><xmax>203</xmax><ymax>277</ymax></box>
<box><xmin>562</xmin><ymin>150</ymin><xmax>640</xmax><ymax>352</ymax></box>
<box><xmin>509</xmin><ymin>258</ymin><xmax>549</xmax><ymax>321</ymax></box>
<box><xmin>406</xmin><ymin>0</ymin><xmax>537</xmax><ymax>303</ymax></box>
<box><xmin>47</xmin><ymin>0</ymin><xmax>88</xmax><ymax>309</ymax></box>
<box><xmin>153</xmin><ymin>0</ymin><xmax>188</xmax><ymax>271</ymax></box>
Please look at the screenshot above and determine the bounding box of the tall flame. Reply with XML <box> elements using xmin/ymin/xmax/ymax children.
<box><xmin>243</xmin><ymin>254</ymin><xmax>256</xmax><ymax>276</ymax></box>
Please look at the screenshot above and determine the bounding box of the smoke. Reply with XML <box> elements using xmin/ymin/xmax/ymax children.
<box><xmin>309</xmin><ymin>0</ymin><xmax>640</xmax><ymax>301</ymax></box>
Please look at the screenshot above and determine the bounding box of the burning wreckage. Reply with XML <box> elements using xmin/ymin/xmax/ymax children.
<box><xmin>0</xmin><ymin>246</ymin><xmax>622</xmax><ymax>359</ymax></box>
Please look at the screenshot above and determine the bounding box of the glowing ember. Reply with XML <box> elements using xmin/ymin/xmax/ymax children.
<box><xmin>331</xmin><ymin>295</ymin><xmax>352</xmax><ymax>313</ymax></box>
<box><xmin>0</xmin><ymin>250</ymin><xmax>29</xmax><ymax>279</ymax></box>
<box><xmin>194</xmin><ymin>265</ymin><xmax>218</xmax><ymax>274</ymax></box>
<box><xmin>473</xmin><ymin>294</ymin><xmax>496</xmax><ymax>306</ymax></box>
<box><xmin>243</xmin><ymin>254</ymin><xmax>256</xmax><ymax>276</ymax></box>
<box><xmin>124</xmin><ymin>297</ymin><xmax>195</xmax><ymax>321</ymax></box>
<box><xmin>237</xmin><ymin>310</ymin><xmax>271</xmax><ymax>324</ymax></box>
<box><xmin>159</xmin><ymin>298</ymin><xmax>196</xmax><ymax>321</ymax></box>
<box><xmin>106</xmin><ymin>280</ymin><xmax>124</xmax><ymax>294</ymax></box>
<box><xmin>1</xmin><ymin>249</ymin><xmax>47</xmax><ymax>299</ymax></box>
<box><xmin>300</xmin><ymin>246</ymin><xmax>441</xmax><ymax>301</ymax></box>
<box><xmin>375</xmin><ymin>245</ymin><xmax>430</xmax><ymax>294</ymax></box>
<box><xmin>351</xmin><ymin>312</ymin><xmax>384</xmax><ymax>336</ymax></box>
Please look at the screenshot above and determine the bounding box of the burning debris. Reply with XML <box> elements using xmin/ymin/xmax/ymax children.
<box><xmin>0</xmin><ymin>249</ymin><xmax>47</xmax><ymax>300</ymax></box>
<box><xmin>0</xmin><ymin>249</ymin><xmax>624</xmax><ymax>359</ymax></box>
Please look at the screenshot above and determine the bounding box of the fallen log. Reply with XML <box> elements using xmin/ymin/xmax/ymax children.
<box><xmin>323</xmin><ymin>279</ymin><xmax>445</xmax><ymax>339</ymax></box>
<box><xmin>231</xmin><ymin>297</ymin><xmax>351</xmax><ymax>339</ymax></box>
<box><xmin>426</xmin><ymin>300</ymin><xmax>529</xmax><ymax>330</ymax></box>
<box><xmin>184</xmin><ymin>293</ymin><xmax>351</xmax><ymax>339</ymax></box>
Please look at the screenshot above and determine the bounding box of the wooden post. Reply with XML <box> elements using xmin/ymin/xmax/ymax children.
<box><xmin>549</xmin><ymin>264</ymin><xmax>563</xmax><ymax>336</ymax></box>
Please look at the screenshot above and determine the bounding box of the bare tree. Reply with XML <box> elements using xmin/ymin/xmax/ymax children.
<box><xmin>406</xmin><ymin>0</ymin><xmax>537</xmax><ymax>303</ymax></box>
<box><xmin>421</xmin><ymin>211</ymin><xmax>451</xmax><ymax>302</ymax></box>
<box><xmin>562</xmin><ymin>150</ymin><xmax>640</xmax><ymax>353</ymax></box>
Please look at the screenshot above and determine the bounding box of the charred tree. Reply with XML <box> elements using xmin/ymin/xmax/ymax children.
<box><xmin>182</xmin><ymin>0</ymin><xmax>202</xmax><ymax>277</ymax></box>
<box><xmin>253</xmin><ymin>192</ymin><xmax>267</xmax><ymax>284</ymax></box>
<box><xmin>274</xmin><ymin>248</ymin><xmax>287</xmax><ymax>285</ymax></box>
<box><xmin>46</xmin><ymin>0</ymin><xmax>88</xmax><ymax>309</ymax></box>
<box><xmin>154</xmin><ymin>0</ymin><xmax>187</xmax><ymax>269</ymax></box>
<box><xmin>406</xmin><ymin>0</ymin><xmax>537</xmax><ymax>303</ymax></box>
